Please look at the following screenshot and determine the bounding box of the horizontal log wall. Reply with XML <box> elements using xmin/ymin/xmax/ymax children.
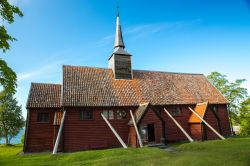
<box><xmin>204</xmin><ymin>108</ymin><xmax>220</xmax><ymax>140</ymax></box>
<box><xmin>216</xmin><ymin>105</ymin><xmax>231</xmax><ymax>136</ymax></box>
<box><xmin>160</xmin><ymin>105</ymin><xmax>194</xmax><ymax>142</ymax></box>
<box><xmin>139</xmin><ymin>107</ymin><xmax>163</xmax><ymax>144</ymax></box>
<box><xmin>190</xmin><ymin>123</ymin><xmax>202</xmax><ymax>140</ymax></box>
<box><xmin>25</xmin><ymin>104</ymin><xmax>231</xmax><ymax>152</ymax></box>
<box><xmin>25</xmin><ymin>108</ymin><xmax>60</xmax><ymax>152</ymax></box>
<box><xmin>63</xmin><ymin>107</ymin><xmax>137</xmax><ymax>152</ymax></box>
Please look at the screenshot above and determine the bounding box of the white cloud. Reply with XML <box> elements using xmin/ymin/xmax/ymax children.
<box><xmin>96</xmin><ymin>34</ymin><xmax>114</xmax><ymax>47</ymax></box>
<box><xmin>16</xmin><ymin>61</ymin><xmax>63</xmax><ymax>118</ymax></box>
<box><xmin>17</xmin><ymin>61</ymin><xmax>62</xmax><ymax>81</ymax></box>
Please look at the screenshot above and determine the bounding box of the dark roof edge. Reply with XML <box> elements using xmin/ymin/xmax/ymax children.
<box><xmin>62</xmin><ymin>102</ymin><xmax>228</xmax><ymax>108</ymax></box>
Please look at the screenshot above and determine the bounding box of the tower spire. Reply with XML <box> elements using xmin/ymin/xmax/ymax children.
<box><xmin>109</xmin><ymin>7</ymin><xmax>133</xmax><ymax>80</ymax></box>
<box><xmin>114</xmin><ymin>8</ymin><xmax>125</xmax><ymax>49</ymax></box>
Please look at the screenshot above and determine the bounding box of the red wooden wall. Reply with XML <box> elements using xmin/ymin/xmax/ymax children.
<box><xmin>24</xmin><ymin>104</ymin><xmax>232</xmax><ymax>152</ymax></box>
<box><xmin>160</xmin><ymin>105</ymin><xmax>194</xmax><ymax>142</ymax></box>
<box><xmin>139</xmin><ymin>107</ymin><xmax>163</xmax><ymax>144</ymax></box>
<box><xmin>189</xmin><ymin>105</ymin><xmax>232</xmax><ymax>140</ymax></box>
<box><xmin>63</xmin><ymin>107</ymin><xmax>137</xmax><ymax>152</ymax></box>
<box><xmin>24</xmin><ymin>109</ymin><xmax>60</xmax><ymax>152</ymax></box>
<box><xmin>128</xmin><ymin>125</ymin><xmax>137</xmax><ymax>147</ymax></box>
<box><xmin>190</xmin><ymin>124</ymin><xmax>202</xmax><ymax>140</ymax></box>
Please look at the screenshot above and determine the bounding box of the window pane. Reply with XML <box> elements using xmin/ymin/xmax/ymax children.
<box><xmin>80</xmin><ymin>110</ymin><xmax>93</xmax><ymax>120</ymax></box>
<box><xmin>171</xmin><ymin>108</ymin><xmax>181</xmax><ymax>116</ymax></box>
<box><xmin>116</xmin><ymin>110</ymin><xmax>122</xmax><ymax>119</ymax></box>
<box><xmin>86</xmin><ymin>110</ymin><xmax>93</xmax><ymax>119</ymax></box>
<box><xmin>103</xmin><ymin>110</ymin><xmax>108</xmax><ymax>119</ymax></box>
<box><xmin>211</xmin><ymin>105</ymin><xmax>218</xmax><ymax>113</ymax></box>
<box><xmin>37</xmin><ymin>113</ymin><xmax>49</xmax><ymax>122</ymax></box>
<box><xmin>109</xmin><ymin>110</ymin><xmax>114</xmax><ymax>119</ymax></box>
<box><xmin>116</xmin><ymin>110</ymin><xmax>127</xmax><ymax>119</ymax></box>
<box><xmin>80</xmin><ymin>111</ymin><xmax>83</xmax><ymax>120</ymax></box>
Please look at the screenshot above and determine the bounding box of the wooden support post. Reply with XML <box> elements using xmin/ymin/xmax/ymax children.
<box><xmin>53</xmin><ymin>110</ymin><xmax>66</xmax><ymax>154</ymax></box>
<box><xmin>164</xmin><ymin>108</ymin><xmax>194</xmax><ymax>142</ymax></box>
<box><xmin>130</xmin><ymin>110</ymin><xmax>143</xmax><ymax>147</ymax></box>
<box><xmin>101</xmin><ymin>113</ymin><xmax>127</xmax><ymax>148</ymax></box>
<box><xmin>188</xmin><ymin>107</ymin><xmax>225</xmax><ymax>140</ymax></box>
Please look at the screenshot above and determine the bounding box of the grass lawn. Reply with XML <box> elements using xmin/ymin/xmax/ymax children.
<box><xmin>0</xmin><ymin>137</ymin><xmax>250</xmax><ymax>166</ymax></box>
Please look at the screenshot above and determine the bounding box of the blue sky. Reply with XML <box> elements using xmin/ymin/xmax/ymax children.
<box><xmin>3</xmin><ymin>0</ymin><xmax>250</xmax><ymax>117</ymax></box>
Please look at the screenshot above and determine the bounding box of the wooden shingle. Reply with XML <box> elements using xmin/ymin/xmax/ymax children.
<box><xmin>26</xmin><ymin>83</ymin><xmax>61</xmax><ymax>108</ymax></box>
<box><xmin>62</xmin><ymin>65</ymin><xmax>228</xmax><ymax>107</ymax></box>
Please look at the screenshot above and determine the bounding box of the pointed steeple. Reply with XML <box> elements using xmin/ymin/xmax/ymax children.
<box><xmin>114</xmin><ymin>14</ymin><xmax>125</xmax><ymax>49</ymax></box>
<box><xmin>108</xmin><ymin>8</ymin><xmax>133</xmax><ymax>80</ymax></box>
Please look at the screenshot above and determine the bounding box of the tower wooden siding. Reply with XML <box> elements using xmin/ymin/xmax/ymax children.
<box><xmin>114</xmin><ymin>55</ymin><xmax>132</xmax><ymax>80</ymax></box>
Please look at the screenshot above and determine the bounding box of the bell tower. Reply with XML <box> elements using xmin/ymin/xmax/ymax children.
<box><xmin>108</xmin><ymin>11</ymin><xmax>132</xmax><ymax>80</ymax></box>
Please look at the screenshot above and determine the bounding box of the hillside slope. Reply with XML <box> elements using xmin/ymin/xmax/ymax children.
<box><xmin>0</xmin><ymin>137</ymin><xmax>249</xmax><ymax>166</ymax></box>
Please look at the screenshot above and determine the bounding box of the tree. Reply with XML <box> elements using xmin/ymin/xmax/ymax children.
<box><xmin>0</xmin><ymin>0</ymin><xmax>23</xmax><ymax>93</ymax></box>
<box><xmin>207</xmin><ymin>72</ymin><xmax>248</xmax><ymax>124</ymax></box>
<box><xmin>239</xmin><ymin>98</ymin><xmax>250</xmax><ymax>136</ymax></box>
<box><xmin>0</xmin><ymin>92</ymin><xmax>24</xmax><ymax>144</ymax></box>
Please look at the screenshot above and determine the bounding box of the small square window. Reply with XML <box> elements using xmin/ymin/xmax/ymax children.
<box><xmin>109</xmin><ymin>110</ymin><xmax>114</xmax><ymax>119</ymax></box>
<box><xmin>103</xmin><ymin>110</ymin><xmax>109</xmax><ymax>119</ymax></box>
<box><xmin>116</xmin><ymin>110</ymin><xmax>127</xmax><ymax>119</ymax></box>
<box><xmin>211</xmin><ymin>105</ymin><xmax>218</xmax><ymax>113</ymax></box>
<box><xmin>171</xmin><ymin>108</ymin><xmax>182</xmax><ymax>116</ymax></box>
<box><xmin>102</xmin><ymin>110</ymin><xmax>114</xmax><ymax>120</ymax></box>
<box><xmin>80</xmin><ymin>110</ymin><xmax>93</xmax><ymax>120</ymax></box>
<box><xmin>37</xmin><ymin>113</ymin><xmax>49</xmax><ymax>123</ymax></box>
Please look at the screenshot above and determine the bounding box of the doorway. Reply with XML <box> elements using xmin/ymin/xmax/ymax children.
<box><xmin>147</xmin><ymin>124</ymin><xmax>155</xmax><ymax>142</ymax></box>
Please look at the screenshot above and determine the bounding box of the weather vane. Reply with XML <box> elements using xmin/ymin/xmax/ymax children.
<box><xmin>116</xmin><ymin>2</ymin><xmax>120</xmax><ymax>16</ymax></box>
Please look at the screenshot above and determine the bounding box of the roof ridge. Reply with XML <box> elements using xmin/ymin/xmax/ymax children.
<box><xmin>31</xmin><ymin>82</ymin><xmax>61</xmax><ymax>86</ymax></box>
<box><xmin>63</xmin><ymin>65</ymin><xmax>109</xmax><ymax>70</ymax></box>
<box><xmin>133</xmin><ymin>69</ymin><xmax>204</xmax><ymax>75</ymax></box>
<box><xmin>63</xmin><ymin>64</ymin><xmax>204</xmax><ymax>75</ymax></box>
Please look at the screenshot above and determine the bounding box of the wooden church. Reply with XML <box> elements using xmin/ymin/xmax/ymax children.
<box><xmin>23</xmin><ymin>13</ymin><xmax>232</xmax><ymax>153</ymax></box>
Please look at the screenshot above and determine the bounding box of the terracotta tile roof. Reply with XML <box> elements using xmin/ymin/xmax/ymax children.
<box><xmin>63</xmin><ymin>65</ymin><xmax>228</xmax><ymax>107</ymax></box>
<box><xmin>188</xmin><ymin>102</ymin><xmax>208</xmax><ymax>123</ymax></box>
<box><xmin>26</xmin><ymin>83</ymin><xmax>61</xmax><ymax>108</ymax></box>
<box><xmin>128</xmin><ymin>103</ymin><xmax>149</xmax><ymax>125</ymax></box>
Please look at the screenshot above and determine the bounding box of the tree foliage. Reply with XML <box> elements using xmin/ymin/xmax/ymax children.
<box><xmin>0</xmin><ymin>59</ymin><xmax>16</xmax><ymax>93</ymax></box>
<box><xmin>0</xmin><ymin>0</ymin><xmax>23</xmax><ymax>94</ymax></box>
<box><xmin>0</xmin><ymin>0</ymin><xmax>23</xmax><ymax>52</ymax></box>
<box><xmin>0</xmin><ymin>92</ymin><xmax>24</xmax><ymax>144</ymax></box>
<box><xmin>239</xmin><ymin>98</ymin><xmax>250</xmax><ymax>136</ymax></box>
<box><xmin>207</xmin><ymin>72</ymin><xmax>248</xmax><ymax>124</ymax></box>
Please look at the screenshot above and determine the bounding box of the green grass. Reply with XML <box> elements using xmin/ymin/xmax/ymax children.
<box><xmin>0</xmin><ymin>137</ymin><xmax>250</xmax><ymax>166</ymax></box>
